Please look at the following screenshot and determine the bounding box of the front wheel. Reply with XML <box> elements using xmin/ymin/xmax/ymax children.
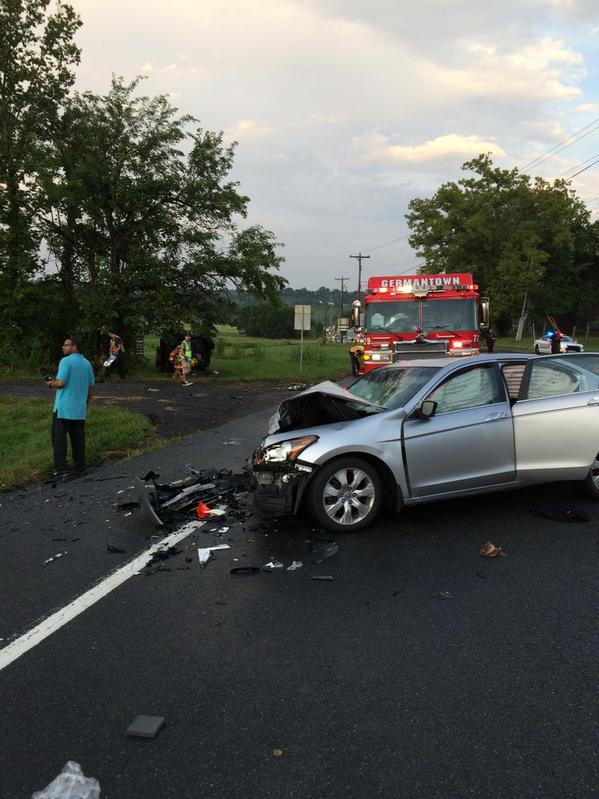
<box><xmin>582</xmin><ymin>456</ymin><xmax>599</xmax><ymax>500</ymax></box>
<box><xmin>308</xmin><ymin>457</ymin><xmax>383</xmax><ymax>532</ymax></box>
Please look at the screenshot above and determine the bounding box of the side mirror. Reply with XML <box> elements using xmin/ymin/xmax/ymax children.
<box><xmin>479</xmin><ymin>297</ymin><xmax>490</xmax><ymax>331</ymax></box>
<box><xmin>418</xmin><ymin>400</ymin><xmax>437</xmax><ymax>419</ymax></box>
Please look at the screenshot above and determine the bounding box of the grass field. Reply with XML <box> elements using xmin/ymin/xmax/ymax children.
<box><xmin>0</xmin><ymin>398</ymin><xmax>158</xmax><ymax>489</ymax></box>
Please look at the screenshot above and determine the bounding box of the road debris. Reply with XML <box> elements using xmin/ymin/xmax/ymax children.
<box><xmin>272</xmin><ymin>748</ymin><xmax>284</xmax><ymax>758</ymax></box>
<box><xmin>43</xmin><ymin>552</ymin><xmax>66</xmax><ymax>566</ymax></box>
<box><xmin>197</xmin><ymin>543</ymin><xmax>230</xmax><ymax>567</ymax></box>
<box><xmin>314</xmin><ymin>542</ymin><xmax>339</xmax><ymax>563</ymax></box>
<box><xmin>106</xmin><ymin>543</ymin><xmax>126</xmax><ymax>554</ymax></box>
<box><xmin>479</xmin><ymin>541</ymin><xmax>507</xmax><ymax>558</ymax></box>
<box><xmin>263</xmin><ymin>560</ymin><xmax>284</xmax><ymax>569</ymax></box>
<box><xmin>529</xmin><ymin>503</ymin><xmax>591</xmax><ymax>523</ymax></box>
<box><xmin>432</xmin><ymin>591</ymin><xmax>452</xmax><ymax>600</ymax></box>
<box><xmin>311</xmin><ymin>575</ymin><xmax>334</xmax><ymax>581</ymax></box>
<box><xmin>126</xmin><ymin>714</ymin><xmax>165</xmax><ymax>739</ymax></box>
<box><xmin>32</xmin><ymin>760</ymin><xmax>100</xmax><ymax>799</ymax></box>
<box><xmin>230</xmin><ymin>566</ymin><xmax>261</xmax><ymax>575</ymax></box>
<box><xmin>287</xmin><ymin>560</ymin><xmax>303</xmax><ymax>570</ymax></box>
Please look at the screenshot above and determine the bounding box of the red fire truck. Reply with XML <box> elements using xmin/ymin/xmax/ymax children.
<box><xmin>352</xmin><ymin>272</ymin><xmax>489</xmax><ymax>373</ymax></box>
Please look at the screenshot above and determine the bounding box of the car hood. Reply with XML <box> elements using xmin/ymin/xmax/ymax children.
<box><xmin>268</xmin><ymin>380</ymin><xmax>384</xmax><ymax>434</ymax></box>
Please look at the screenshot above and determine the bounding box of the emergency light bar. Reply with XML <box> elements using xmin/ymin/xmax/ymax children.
<box><xmin>370</xmin><ymin>283</ymin><xmax>478</xmax><ymax>295</ymax></box>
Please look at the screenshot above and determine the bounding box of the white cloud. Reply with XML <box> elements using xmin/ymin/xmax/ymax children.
<box><xmin>225</xmin><ymin>119</ymin><xmax>277</xmax><ymax>142</ymax></box>
<box><xmin>140</xmin><ymin>62</ymin><xmax>153</xmax><ymax>73</ymax></box>
<box><xmin>576</xmin><ymin>102</ymin><xmax>599</xmax><ymax>111</ymax></box>
<box><xmin>352</xmin><ymin>132</ymin><xmax>506</xmax><ymax>164</ymax></box>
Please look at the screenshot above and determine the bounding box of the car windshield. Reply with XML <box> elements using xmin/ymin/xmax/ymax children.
<box><xmin>349</xmin><ymin>366</ymin><xmax>440</xmax><ymax>409</ymax></box>
<box><xmin>421</xmin><ymin>299</ymin><xmax>477</xmax><ymax>334</ymax></box>
<box><xmin>366</xmin><ymin>301</ymin><xmax>419</xmax><ymax>333</ymax></box>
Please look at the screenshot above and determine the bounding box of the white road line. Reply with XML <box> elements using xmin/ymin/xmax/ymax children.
<box><xmin>0</xmin><ymin>521</ymin><xmax>205</xmax><ymax>672</ymax></box>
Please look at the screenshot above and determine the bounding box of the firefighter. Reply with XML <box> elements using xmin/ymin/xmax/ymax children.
<box><xmin>550</xmin><ymin>328</ymin><xmax>562</xmax><ymax>354</ymax></box>
<box><xmin>349</xmin><ymin>342</ymin><xmax>364</xmax><ymax>377</ymax></box>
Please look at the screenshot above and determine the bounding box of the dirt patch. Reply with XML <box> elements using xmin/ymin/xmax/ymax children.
<box><xmin>0</xmin><ymin>378</ymin><xmax>295</xmax><ymax>439</ymax></box>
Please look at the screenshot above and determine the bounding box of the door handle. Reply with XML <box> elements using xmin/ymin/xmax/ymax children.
<box><xmin>587</xmin><ymin>397</ymin><xmax>599</xmax><ymax>406</ymax></box>
<box><xmin>484</xmin><ymin>412</ymin><xmax>508</xmax><ymax>422</ymax></box>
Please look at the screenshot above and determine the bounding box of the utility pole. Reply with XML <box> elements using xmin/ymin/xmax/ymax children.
<box><xmin>335</xmin><ymin>276</ymin><xmax>349</xmax><ymax>320</ymax></box>
<box><xmin>350</xmin><ymin>252</ymin><xmax>370</xmax><ymax>303</ymax></box>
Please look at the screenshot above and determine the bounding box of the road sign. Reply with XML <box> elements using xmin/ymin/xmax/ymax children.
<box><xmin>294</xmin><ymin>305</ymin><xmax>311</xmax><ymax>331</ymax></box>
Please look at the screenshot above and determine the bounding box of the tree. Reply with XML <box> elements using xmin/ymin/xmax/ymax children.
<box><xmin>237</xmin><ymin>302</ymin><xmax>295</xmax><ymax>338</ymax></box>
<box><xmin>406</xmin><ymin>155</ymin><xmax>598</xmax><ymax>326</ymax></box>
<box><xmin>39</xmin><ymin>77</ymin><xmax>286</xmax><ymax>342</ymax></box>
<box><xmin>0</xmin><ymin>0</ymin><xmax>81</xmax><ymax>338</ymax></box>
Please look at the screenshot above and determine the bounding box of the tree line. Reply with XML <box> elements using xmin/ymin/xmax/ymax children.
<box><xmin>0</xmin><ymin>0</ymin><xmax>285</xmax><ymax>366</ymax></box>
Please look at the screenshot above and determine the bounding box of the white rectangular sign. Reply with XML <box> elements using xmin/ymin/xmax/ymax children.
<box><xmin>294</xmin><ymin>305</ymin><xmax>311</xmax><ymax>331</ymax></box>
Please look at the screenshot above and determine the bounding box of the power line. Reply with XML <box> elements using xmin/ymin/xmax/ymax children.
<box><xmin>568</xmin><ymin>156</ymin><xmax>599</xmax><ymax>180</ymax></box>
<box><xmin>521</xmin><ymin>117</ymin><xmax>599</xmax><ymax>171</ymax></box>
<box><xmin>558</xmin><ymin>152</ymin><xmax>599</xmax><ymax>178</ymax></box>
<box><xmin>362</xmin><ymin>234</ymin><xmax>409</xmax><ymax>254</ymax></box>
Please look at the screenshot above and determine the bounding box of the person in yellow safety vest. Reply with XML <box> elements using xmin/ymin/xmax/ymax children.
<box><xmin>179</xmin><ymin>332</ymin><xmax>194</xmax><ymax>386</ymax></box>
<box><xmin>349</xmin><ymin>342</ymin><xmax>364</xmax><ymax>377</ymax></box>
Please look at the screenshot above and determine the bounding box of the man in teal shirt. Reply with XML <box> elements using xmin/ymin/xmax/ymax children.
<box><xmin>47</xmin><ymin>336</ymin><xmax>95</xmax><ymax>477</ymax></box>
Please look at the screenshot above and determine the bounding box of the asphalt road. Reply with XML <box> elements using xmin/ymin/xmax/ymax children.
<box><xmin>0</xmin><ymin>407</ymin><xmax>597</xmax><ymax>798</ymax></box>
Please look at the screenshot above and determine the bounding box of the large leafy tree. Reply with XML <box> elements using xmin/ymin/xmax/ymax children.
<box><xmin>406</xmin><ymin>155</ymin><xmax>599</xmax><ymax>325</ymax></box>
<box><xmin>39</xmin><ymin>77</ymin><xmax>286</xmax><ymax>342</ymax></box>
<box><xmin>0</xmin><ymin>0</ymin><xmax>81</xmax><ymax>337</ymax></box>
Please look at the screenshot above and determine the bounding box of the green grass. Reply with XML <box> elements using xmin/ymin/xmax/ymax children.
<box><xmin>0</xmin><ymin>398</ymin><xmax>159</xmax><ymax>489</ymax></box>
<box><xmin>207</xmin><ymin>327</ymin><xmax>350</xmax><ymax>381</ymax></box>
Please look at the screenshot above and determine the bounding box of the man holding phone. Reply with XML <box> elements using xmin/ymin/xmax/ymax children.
<box><xmin>46</xmin><ymin>336</ymin><xmax>95</xmax><ymax>478</ymax></box>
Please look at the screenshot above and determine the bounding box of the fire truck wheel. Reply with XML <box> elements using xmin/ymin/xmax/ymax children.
<box><xmin>308</xmin><ymin>456</ymin><xmax>383</xmax><ymax>532</ymax></box>
<box><xmin>583</xmin><ymin>456</ymin><xmax>599</xmax><ymax>500</ymax></box>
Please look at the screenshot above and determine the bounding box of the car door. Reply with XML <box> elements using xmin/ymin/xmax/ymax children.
<box><xmin>402</xmin><ymin>363</ymin><xmax>516</xmax><ymax>497</ymax></box>
<box><xmin>512</xmin><ymin>358</ymin><xmax>599</xmax><ymax>482</ymax></box>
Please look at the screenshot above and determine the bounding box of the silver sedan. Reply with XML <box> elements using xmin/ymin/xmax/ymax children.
<box><xmin>253</xmin><ymin>353</ymin><xmax>599</xmax><ymax>532</ymax></box>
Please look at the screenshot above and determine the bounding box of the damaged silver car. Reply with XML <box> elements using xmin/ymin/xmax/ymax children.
<box><xmin>253</xmin><ymin>353</ymin><xmax>599</xmax><ymax>532</ymax></box>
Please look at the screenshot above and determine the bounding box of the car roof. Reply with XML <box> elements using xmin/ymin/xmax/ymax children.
<box><xmin>387</xmin><ymin>353</ymin><xmax>536</xmax><ymax>369</ymax></box>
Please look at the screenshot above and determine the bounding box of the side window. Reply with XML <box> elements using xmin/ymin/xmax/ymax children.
<box><xmin>525</xmin><ymin>361</ymin><xmax>594</xmax><ymax>399</ymax></box>
<box><xmin>427</xmin><ymin>365</ymin><xmax>504</xmax><ymax>414</ymax></box>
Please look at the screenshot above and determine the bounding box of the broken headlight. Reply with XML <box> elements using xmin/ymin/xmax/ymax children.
<box><xmin>255</xmin><ymin>435</ymin><xmax>318</xmax><ymax>464</ymax></box>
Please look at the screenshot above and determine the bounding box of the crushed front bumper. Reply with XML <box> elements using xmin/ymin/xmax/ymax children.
<box><xmin>252</xmin><ymin>461</ymin><xmax>314</xmax><ymax>516</ymax></box>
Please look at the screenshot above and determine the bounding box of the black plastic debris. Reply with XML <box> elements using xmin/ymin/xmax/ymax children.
<box><xmin>135</xmin><ymin>466</ymin><xmax>255</xmax><ymax>528</ymax></box>
<box><xmin>529</xmin><ymin>503</ymin><xmax>591</xmax><ymax>523</ymax></box>
<box><xmin>106</xmin><ymin>542</ymin><xmax>126</xmax><ymax>554</ymax></box>
<box><xmin>126</xmin><ymin>715</ymin><xmax>165</xmax><ymax>739</ymax></box>
<box><xmin>116</xmin><ymin>501</ymin><xmax>140</xmax><ymax>511</ymax></box>
<box><xmin>230</xmin><ymin>566</ymin><xmax>261</xmax><ymax>575</ymax></box>
<box><xmin>146</xmin><ymin>545</ymin><xmax>182</xmax><ymax>566</ymax></box>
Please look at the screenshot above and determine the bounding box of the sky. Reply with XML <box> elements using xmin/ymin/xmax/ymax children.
<box><xmin>71</xmin><ymin>0</ymin><xmax>599</xmax><ymax>290</ymax></box>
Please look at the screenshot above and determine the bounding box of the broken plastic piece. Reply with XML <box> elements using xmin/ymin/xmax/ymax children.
<box><xmin>230</xmin><ymin>566</ymin><xmax>261</xmax><ymax>575</ymax></box>
<box><xmin>196</xmin><ymin>501</ymin><xmax>211</xmax><ymax>519</ymax></box>
<box><xmin>263</xmin><ymin>560</ymin><xmax>284</xmax><ymax>569</ymax></box>
<box><xmin>106</xmin><ymin>543</ymin><xmax>126</xmax><ymax>554</ymax></box>
<box><xmin>287</xmin><ymin>560</ymin><xmax>303</xmax><ymax>571</ymax></box>
<box><xmin>208</xmin><ymin>508</ymin><xmax>226</xmax><ymax>517</ymax></box>
<box><xmin>432</xmin><ymin>591</ymin><xmax>452</xmax><ymax>600</ymax></box>
<box><xmin>197</xmin><ymin>548</ymin><xmax>212</xmax><ymax>566</ymax></box>
<box><xmin>479</xmin><ymin>541</ymin><xmax>507</xmax><ymax>558</ymax></box>
<box><xmin>32</xmin><ymin>760</ymin><xmax>100</xmax><ymax>799</ymax></box>
<box><xmin>43</xmin><ymin>552</ymin><xmax>66</xmax><ymax>566</ymax></box>
<box><xmin>314</xmin><ymin>542</ymin><xmax>339</xmax><ymax>563</ymax></box>
<box><xmin>126</xmin><ymin>714</ymin><xmax>165</xmax><ymax>739</ymax></box>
